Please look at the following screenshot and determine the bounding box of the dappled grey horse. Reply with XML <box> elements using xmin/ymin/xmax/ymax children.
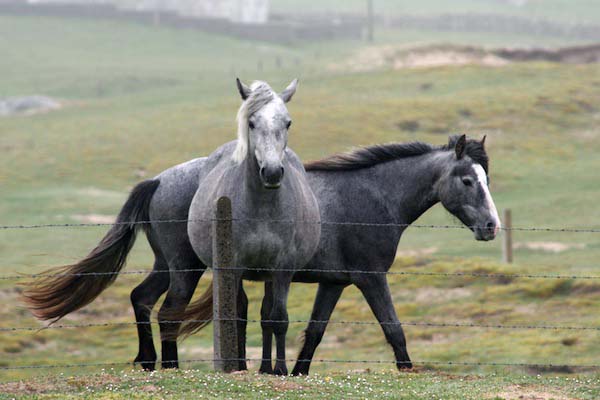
<box><xmin>179</xmin><ymin>134</ymin><xmax>500</xmax><ymax>374</ymax></box>
<box><xmin>184</xmin><ymin>79</ymin><xmax>321</xmax><ymax>375</ymax></box>
<box><xmin>23</xmin><ymin>78</ymin><xmax>321</xmax><ymax>375</ymax></box>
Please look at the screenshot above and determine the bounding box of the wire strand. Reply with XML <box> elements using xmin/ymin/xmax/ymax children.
<box><xmin>1</xmin><ymin>318</ymin><xmax>597</xmax><ymax>333</ymax></box>
<box><xmin>3</xmin><ymin>266</ymin><xmax>599</xmax><ymax>281</ymax></box>
<box><xmin>0</xmin><ymin>358</ymin><xmax>597</xmax><ymax>371</ymax></box>
<box><xmin>1</xmin><ymin>218</ymin><xmax>600</xmax><ymax>233</ymax></box>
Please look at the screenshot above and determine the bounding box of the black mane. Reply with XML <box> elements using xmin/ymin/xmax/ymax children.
<box><xmin>304</xmin><ymin>136</ymin><xmax>488</xmax><ymax>173</ymax></box>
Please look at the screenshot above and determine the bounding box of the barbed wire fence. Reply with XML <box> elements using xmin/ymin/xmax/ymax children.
<box><xmin>1</xmin><ymin>199</ymin><xmax>600</xmax><ymax>374</ymax></box>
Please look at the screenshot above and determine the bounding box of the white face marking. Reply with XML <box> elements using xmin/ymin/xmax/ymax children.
<box><xmin>247</xmin><ymin>100</ymin><xmax>288</xmax><ymax>172</ymax></box>
<box><xmin>261</xmin><ymin>100</ymin><xmax>282</xmax><ymax>130</ymax></box>
<box><xmin>472</xmin><ymin>164</ymin><xmax>501</xmax><ymax>232</ymax></box>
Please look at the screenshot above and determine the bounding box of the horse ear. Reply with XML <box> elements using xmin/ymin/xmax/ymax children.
<box><xmin>480</xmin><ymin>135</ymin><xmax>487</xmax><ymax>148</ymax></box>
<box><xmin>280</xmin><ymin>79</ymin><xmax>299</xmax><ymax>103</ymax></box>
<box><xmin>455</xmin><ymin>134</ymin><xmax>467</xmax><ymax>159</ymax></box>
<box><xmin>236</xmin><ymin>78</ymin><xmax>251</xmax><ymax>100</ymax></box>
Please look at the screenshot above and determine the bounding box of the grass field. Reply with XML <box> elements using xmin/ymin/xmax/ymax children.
<box><xmin>1</xmin><ymin>370</ymin><xmax>599</xmax><ymax>399</ymax></box>
<box><xmin>1</xmin><ymin>11</ymin><xmax>600</xmax><ymax>398</ymax></box>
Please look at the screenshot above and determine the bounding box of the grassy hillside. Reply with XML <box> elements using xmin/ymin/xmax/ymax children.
<box><xmin>1</xmin><ymin>12</ymin><xmax>599</xmax><ymax>393</ymax></box>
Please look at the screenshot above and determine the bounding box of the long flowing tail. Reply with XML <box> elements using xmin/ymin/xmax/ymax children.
<box><xmin>173</xmin><ymin>282</ymin><xmax>214</xmax><ymax>339</ymax></box>
<box><xmin>22</xmin><ymin>179</ymin><xmax>160</xmax><ymax>322</ymax></box>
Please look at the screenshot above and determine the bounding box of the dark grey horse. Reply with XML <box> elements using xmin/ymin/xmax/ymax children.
<box><xmin>22</xmin><ymin>78</ymin><xmax>321</xmax><ymax>375</ymax></box>
<box><xmin>179</xmin><ymin>134</ymin><xmax>500</xmax><ymax>374</ymax></box>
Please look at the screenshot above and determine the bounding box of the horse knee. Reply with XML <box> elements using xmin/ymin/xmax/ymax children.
<box><xmin>130</xmin><ymin>285</ymin><xmax>154</xmax><ymax>311</ymax></box>
<box><xmin>383</xmin><ymin>325</ymin><xmax>407</xmax><ymax>345</ymax></box>
<box><xmin>270</xmin><ymin>308</ymin><xmax>289</xmax><ymax>336</ymax></box>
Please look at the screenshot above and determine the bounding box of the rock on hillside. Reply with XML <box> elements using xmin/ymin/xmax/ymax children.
<box><xmin>0</xmin><ymin>95</ymin><xmax>61</xmax><ymax>117</ymax></box>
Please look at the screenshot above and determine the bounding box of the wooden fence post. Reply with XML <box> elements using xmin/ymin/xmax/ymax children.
<box><xmin>502</xmin><ymin>209</ymin><xmax>513</xmax><ymax>264</ymax></box>
<box><xmin>212</xmin><ymin>196</ymin><xmax>239</xmax><ymax>372</ymax></box>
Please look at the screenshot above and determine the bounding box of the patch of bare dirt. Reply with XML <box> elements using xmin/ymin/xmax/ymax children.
<box><xmin>393</xmin><ymin>49</ymin><xmax>507</xmax><ymax>69</ymax></box>
<box><xmin>0</xmin><ymin>373</ymin><xmax>121</xmax><ymax>394</ymax></box>
<box><xmin>71</xmin><ymin>214</ymin><xmax>115</xmax><ymax>224</ymax></box>
<box><xmin>514</xmin><ymin>242</ymin><xmax>585</xmax><ymax>253</ymax></box>
<box><xmin>415</xmin><ymin>287</ymin><xmax>472</xmax><ymax>304</ymax></box>
<box><xmin>396</xmin><ymin>247</ymin><xmax>438</xmax><ymax>258</ymax></box>
<box><xmin>272</xmin><ymin>379</ymin><xmax>304</xmax><ymax>391</ymax></box>
<box><xmin>182</xmin><ymin>345</ymin><xmax>263</xmax><ymax>361</ymax></box>
<box><xmin>140</xmin><ymin>384</ymin><xmax>160</xmax><ymax>392</ymax></box>
<box><xmin>75</xmin><ymin>187</ymin><xmax>123</xmax><ymax>198</ymax></box>
<box><xmin>331</xmin><ymin>43</ymin><xmax>600</xmax><ymax>72</ymax></box>
<box><xmin>491</xmin><ymin>384</ymin><xmax>577</xmax><ymax>400</ymax></box>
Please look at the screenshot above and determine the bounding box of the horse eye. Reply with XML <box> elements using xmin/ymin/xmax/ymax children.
<box><xmin>248</xmin><ymin>121</ymin><xmax>255</xmax><ymax>130</ymax></box>
<box><xmin>462</xmin><ymin>177</ymin><xmax>473</xmax><ymax>187</ymax></box>
<box><xmin>286</xmin><ymin>120</ymin><xmax>292</xmax><ymax>129</ymax></box>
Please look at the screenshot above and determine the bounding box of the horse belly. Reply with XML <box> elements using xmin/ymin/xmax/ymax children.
<box><xmin>235</xmin><ymin>226</ymin><xmax>291</xmax><ymax>272</ymax></box>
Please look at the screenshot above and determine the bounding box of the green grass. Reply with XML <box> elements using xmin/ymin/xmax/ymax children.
<box><xmin>1</xmin><ymin>369</ymin><xmax>599</xmax><ymax>399</ymax></box>
<box><xmin>1</xmin><ymin>13</ymin><xmax>600</xmax><ymax>396</ymax></box>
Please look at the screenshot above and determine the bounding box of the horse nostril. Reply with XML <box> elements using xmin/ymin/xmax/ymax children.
<box><xmin>259</xmin><ymin>167</ymin><xmax>266</xmax><ymax>178</ymax></box>
<box><xmin>486</xmin><ymin>221</ymin><xmax>495</xmax><ymax>231</ymax></box>
<box><xmin>280</xmin><ymin>167</ymin><xmax>285</xmax><ymax>178</ymax></box>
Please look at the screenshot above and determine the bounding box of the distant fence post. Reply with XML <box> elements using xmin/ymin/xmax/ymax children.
<box><xmin>153</xmin><ymin>8</ymin><xmax>160</xmax><ymax>26</ymax></box>
<box><xmin>502</xmin><ymin>209</ymin><xmax>513</xmax><ymax>264</ymax></box>
<box><xmin>366</xmin><ymin>0</ymin><xmax>374</xmax><ymax>42</ymax></box>
<box><xmin>212</xmin><ymin>196</ymin><xmax>239</xmax><ymax>372</ymax></box>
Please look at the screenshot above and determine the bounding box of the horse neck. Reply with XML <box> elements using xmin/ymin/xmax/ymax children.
<box><xmin>374</xmin><ymin>150</ymin><xmax>450</xmax><ymax>224</ymax></box>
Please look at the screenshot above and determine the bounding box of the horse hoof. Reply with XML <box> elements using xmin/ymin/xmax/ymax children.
<box><xmin>162</xmin><ymin>361</ymin><xmax>179</xmax><ymax>369</ymax></box>
<box><xmin>141</xmin><ymin>363</ymin><xmax>156</xmax><ymax>372</ymax></box>
<box><xmin>291</xmin><ymin>361</ymin><xmax>310</xmax><ymax>376</ymax></box>
<box><xmin>259</xmin><ymin>362</ymin><xmax>274</xmax><ymax>375</ymax></box>
<box><xmin>274</xmin><ymin>363</ymin><xmax>288</xmax><ymax>376</ymax></box>
<box><xmin>291</xmin><ymin>368</ymin><xmax>307</xmax><ymax>376</ymax></box>
<box><xmin>134</xmin><ymin>356</ymin><xmax>156</xmax><ymax>371</ymax></box>
<box><xmin>396</xmin><ymin>361</ymin><xmax>413</xmax><ymax>370</ymax></box>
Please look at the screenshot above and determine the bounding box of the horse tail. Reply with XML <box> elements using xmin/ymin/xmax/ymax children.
<box><xmin>171</xmin><ymin>283</ymin><xmax>214</xmax><ymax>340</ymax></box>
<box><xmin>22</xmin><ymin>179</ymin><xmax>161</xmax><ymax>322</ymax></box>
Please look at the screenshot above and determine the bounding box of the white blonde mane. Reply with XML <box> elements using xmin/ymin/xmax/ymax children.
<box><xmin>232</xmin><ymin>81</ymin><xmax>276</xmax><ymax>163</ymax></box>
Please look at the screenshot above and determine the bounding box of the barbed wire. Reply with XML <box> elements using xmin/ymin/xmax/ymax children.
<box><xmin>1</xmin><ymin>318</ymin><xmax>598</xmax><ymax>333</ymax></box>
<box><xmin>2</xmin><ymin>266</ymin><xmax>598</xmax><ymax>281</ymax></box>
<box><xmin>1</xmin><ymin>218</ymin><xmax>600</xmax><ymax>233</ymax></box>
<box><xmin>0</xmin><ymin>358</ymin><xmax>598</xmax><ymax>371</ymax></box>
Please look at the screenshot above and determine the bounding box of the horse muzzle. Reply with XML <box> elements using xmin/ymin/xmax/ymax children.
<box><xmin>259</xmin><ymin>165</ymin><xmax>284</xmax><ymax>189</ymax></box>
<box><xmin>474</xmin><ymin>219</ymin><xmax>499</xmax><ymax>241</ymax></box>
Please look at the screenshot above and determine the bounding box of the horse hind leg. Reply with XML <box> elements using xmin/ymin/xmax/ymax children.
<box><xmin>131</xmin><ymin>255</ymin><xmax>170</xmax><ymax>371</ymax></box>
<box><xmin>158</xmin><ymin>262</ymin><xmax>203</xmax><ymax>369</ymax></box>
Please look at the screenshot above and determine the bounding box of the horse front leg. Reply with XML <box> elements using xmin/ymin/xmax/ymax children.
<box><xmin>259</xmin><ymin>281</ymin><xmax>274</xmax><ymax>374</ymax></box>
<box><xmin>237</xmin><ymin>281</ymin><xmax>248</xmax><ymax>371</ymax></box>
<box><xmin>291</xmin><ymin>282</ymin><xmax>345</xmax><ymax>376</ymax></box>
<box><xmin>357</xmin><ymin>274</ymin><xmax>412</xmax><ymax>370</ymax></box>
<box><xmin>270</xmin><ymin>272</ymin><xmax>293</xmax><ymax>375</ymax></box>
